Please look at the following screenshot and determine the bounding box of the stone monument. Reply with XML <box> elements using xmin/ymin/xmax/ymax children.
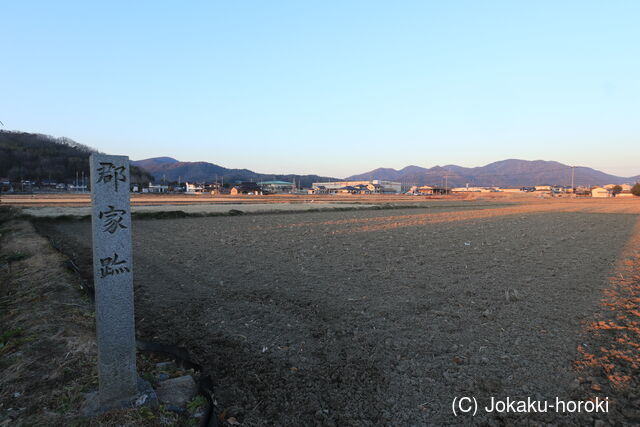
<box><xmin>82</xmin><ymin>154</ymin><xmax>155</xmax><ymax>414</ymax></box>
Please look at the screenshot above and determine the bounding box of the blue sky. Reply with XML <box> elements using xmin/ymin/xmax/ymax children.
<box><xmin>1</xmin><ymin>1</ymin><xmax>638</xmax><ymax>178</ymax></box>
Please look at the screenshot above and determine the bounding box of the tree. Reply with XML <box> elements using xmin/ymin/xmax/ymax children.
<box><xmin>612</xmin><ymin>185</ymin><xmax>623</xmax><ymax>195</ymax></box>
<box><xmin>631</xmin><ymin>183</ymin><xmax>640</xmax><ymax>197</ymax></box>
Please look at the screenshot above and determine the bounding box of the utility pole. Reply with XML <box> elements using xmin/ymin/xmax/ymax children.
<box><xmin>571</xmin><ymin>166</ymin><xmax>575</xmax><ymax>191</ymax></box>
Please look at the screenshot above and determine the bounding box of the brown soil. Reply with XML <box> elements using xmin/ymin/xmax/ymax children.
<box><xmin>37</xmin><ymin>204</ymin><xmax>640</xmax><ymax>425</ymax></box>
<box><xmin>575</xmin><ymin>218</ymin><xmax>640</xmax><ymax>423</ymax></box>
<box><xmin>0</xmin><ymin>191</ymin><xmax>545</xmax><ymax>208</ymax></box>
<box><xmin>2</xmin><ymin>193</ymin><xmax>457</xmax><ymax>207</ymax></box>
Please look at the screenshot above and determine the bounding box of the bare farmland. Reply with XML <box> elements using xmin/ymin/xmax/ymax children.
<box><xmin>36</xmin><ymin>200</ymin><xmax>640</xmax><ymax>425</ymax></box>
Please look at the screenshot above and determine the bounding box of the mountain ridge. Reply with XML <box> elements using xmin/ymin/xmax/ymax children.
<box><xmin>131</xmin><ymin>157</ymin><xmax>338</xmax><ymax>188</ymax></box>
<box><xmin>5</xmin><ymin>129</ymin><xmax>635</xmax><ymax>188</ymax></box>
<box><xmin>133</xmin><ymin>156</ymin><xmax>639</xmax><ymax>188</ymax></box>
<box><xmin>346</xmin><ymin>159</ymin><xmax>637</xmax><ymax>187</ymax></box>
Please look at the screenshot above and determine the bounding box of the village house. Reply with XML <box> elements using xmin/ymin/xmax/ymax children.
<box><xmin>259</xmin><ymin>180</ymin><xmax>295</xmax><ymax>194</ymax></box>
<box><xmin>604</xmin><ymin>184</ymin><xmax>632</xmax><ymax>191</ymax></box>
<box><xmin>208</xmin><ymin>183</ymin><xmax>229</xmax><ymax>195</ymax></box>
<box><xmin>308</xmin><ymin>185</ymin><xmax>327</xmax><ymax>195</ymax></box>
<box><xmin>230</xmin><ymin>182</ymin><xmax>262</xmax><ymax>195</ymax></box>
<box><xmin>335</xmin><ymin>185</ymin><xmax>359</xmax><ymax>194</ymax></box>
<box><xmin>185</xmin><ymin>182</ymin><xmax>206</xmax><ymax>193</ymax></box>
<box><xmin>408</xmin><ymin>185</ymin><xmax>434</xmax><ymax>195</ymax></box>
<box><xmin>552</xmin><ymin>186</ymin><xmax>569</xmax><ymax>194</ymax></box>
<box><xmin>451</xmin><ymin>186</ymin><xmax>492</xmax><ymax>193</ymax></box>
<box><xmin>0</xmin><ymin>179</ymin><xmax>13</xmax><ymax>192</ymax></box>
<box><xmin>591</xmin><ymin>187</ymin><xmax>611</xmax><ymax>198</ymax></box>
<box><xmin>147</xmin><ymin>184</ymin><xmax>169</xmax><ymax>193</ymax></box>
<box><xmin>312</xmin><ymin>180</ymin><xmax>401</xmax><ymax>194</ymax></box>
<box><xmin>365</xmin><ymin>183</ymin><xmax>381</xmax><ymax>193</ymax></box>
<box><xmin>67</xmin><ymin>184</ymin><xmax>87</xmax><ymax>192</ymax></box>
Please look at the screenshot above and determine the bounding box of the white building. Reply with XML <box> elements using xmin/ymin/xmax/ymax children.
<box><xmin>185</xmin><ymin>182</ymin><xmax>205</xmax><ymax>193</ymax></box>
<box><xmin>148</xmin><ymin>184</ymin><xmax>169</xmax><ymax>193</ymax></box>
<box><xmin>259</xmin><ymin>180</ymin><xmax>295</xmax><ymax>193</ymax></box>
<box><xmin>311</xmin><ymin>180</ymin><xmax>401</xmax><ymax>194</ymax></box>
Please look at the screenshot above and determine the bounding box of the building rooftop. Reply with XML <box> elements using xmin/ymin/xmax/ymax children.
<box><xmin>259</xmin><ymin>180</ymin><xmax>294</xmax><ymax>185</ymax></box>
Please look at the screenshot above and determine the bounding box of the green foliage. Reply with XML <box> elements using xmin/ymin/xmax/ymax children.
<box><xmin>141</xmin><ymin>371</ymin><xmax>157</xmax><ymax>387</ymax></box>
<box><xmin>186</xmin><ymin>395</ymin><xmax>207</xmax><ymax>413</ymax></box>
<box><xmin>138</xmin><ymin>406</ymin><xmax>157</xmax><ymax>420</ymax></box>
<box><xmin>0</xmin><ymin>206</ymin><xmax>20</xmax><ymax>225</ymax></box>
<box><xmin>0</xmin><ymin>328</ymin><xmax>22</xmax><ymax>346</ymax></box>
<box><xmin>632</xmin><ymin>183</ymin><xmax>640</xmax><ymax>197</ymax></box>
<box><xmin>0</xmin><ymin>328</ymin><xmax>33</xmax><ymax>355</ymax></box>
<box><xmin>611</xmin><ymin>185</ymin><xmax>623</xmax><ymax>195</ymax></box>
<box><xmin>2</xmin><ymin>251</ymin><xmax>30</xmax><ymax>263</ymax></box>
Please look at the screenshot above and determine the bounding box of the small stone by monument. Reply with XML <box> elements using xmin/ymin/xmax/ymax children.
<box><xmin>156</xmin><ymin>375</ymin><xmax>198</xmax><ymax>407</ymax></box>
<box><xmin>82</xmin><ymin>154</ymin><xmax>156</xmax><ymax>414</ymax></box>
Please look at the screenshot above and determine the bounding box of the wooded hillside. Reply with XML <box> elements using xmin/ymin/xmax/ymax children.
<box><xmin>0</xmin><ymin>131</ymin><xmax>153</xmax><ymax>185</ymax></box>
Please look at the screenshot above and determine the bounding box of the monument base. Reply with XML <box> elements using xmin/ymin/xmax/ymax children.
<box><xmin>81</xmin><ymin>377</ymin><xmax>158</xmax><ymax>417</ymax></box>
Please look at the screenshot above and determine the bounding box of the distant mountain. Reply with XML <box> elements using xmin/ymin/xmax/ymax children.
<box><xmin>347</xmin><ymin>159</ymin><xmax>636</xmax><ymax>187</ymax></box>
<box><xmin>133</xmin><ymin>157</ymin><xmax>178</xmax><ymax>170</ymax></box>
<box><xmin>132</xmin><ymin>157</ymin><xmax>338</xmax><ymax>188</ymax></box>
<box><xmin>9</xmin><ymin>130</ymin><xmax>634</xmax><ymax>189</ymax></box>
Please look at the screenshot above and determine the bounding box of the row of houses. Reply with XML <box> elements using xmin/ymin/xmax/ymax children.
<box><xmin>129</xmin><ymin>180</ymin><xmax>296</xmax><ymax>195</ymax></box>
<box><xmin>409</xmin><ymin>184</ymin><xmax>637</xmax><ymax>198</ymax></box>
<box><xmin>0</xmin><ymin>179</ymin><xmax>88</xmax><ymax>193</ymax></box>
<box><xmin>3</xmin><ymin>176</ymin><xmax>637</xmax><ymax>198</ymax></box>
<box><xmin>310</xmin><ymin>180</ymin><xmax>402</xmax><ymax>194</ymax></box>
<box><xmin>591</xmin><ymin>184</ymin><xmax>636</xmax><ymax>198</ymax></box>
<box><xmin>1</xmin><ymin>175</ymin><xmax>301</xmax><ymax>195</ymax></box>
<box><xmin>190</xmin><ymin>181</ymin><xmax>295</xmax><ymax>195</ymax></box>
<box><xmin>306</xmin><ymin>181</ymin><xmax>638</xmax><ymax>197</ymax></box>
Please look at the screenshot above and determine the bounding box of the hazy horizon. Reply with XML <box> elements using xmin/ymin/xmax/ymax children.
<box><xmin>2</xmin><ymin>1</ymin><xmax>638</xmax><ymax>177</ymax></box>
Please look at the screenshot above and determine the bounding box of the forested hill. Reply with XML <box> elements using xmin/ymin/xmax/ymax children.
<box><xmin>0</xmin><ymin>131</ymin><xmax>153</xmax><ymax>184</ymax></box>
<box><xmin>132</xmin><ymin>157</ymin><xmax>339</xmax><ymax>187</ymax></box>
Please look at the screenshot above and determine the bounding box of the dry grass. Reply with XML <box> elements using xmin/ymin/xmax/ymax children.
<box><xmin>574</xmin><ymin>217</ymin><xmax>640</xmax><ymax>417</ymax></box>
<box><xmin>0</xmin><ymin>220</ymin><xmax>200</xmax><ymax>426</ymax></box>
<box><xmin>0</xmin><ymin>220</ymin><xmax>99</xmax><ymax>425</ymax></box>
